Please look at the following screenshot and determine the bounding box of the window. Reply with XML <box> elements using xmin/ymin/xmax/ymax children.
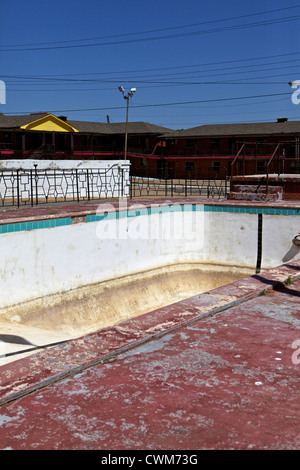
<box><xmin>139</xmin><ymin>158</ymin><xmax>147</xmax><ymax>167</ymax></box>
<box><xmin>185</xmin><ymin>139</ymin><xmax>195</xmax><ymax>148</ymax></box>
<box><xmin>209</xmin><ymin>161</ymin><xmax>220</xmax><ymax>172</ymax></box>
<box><xmin>138</xmin><ymin>136</ymin><xmax>146</xmax><ymax>147</ymax></box>
<box><xmin>256</xmin><ymin>161</ymin><xmax>266</xmax><ymax>173</ymax></box>
<box><xmin>185</xmin><ymin>161</ymin><xmax>195</xmax><ymax>172</ymax></box>
<box><xmin>289</xmin><ymin>160</ymin><xmax>300</xmax><ymax>173</ymax></box>
<box><xmin>210</xmin><ymin>138</ymin><xmax>220</xmax><ymax>149</ymax></box>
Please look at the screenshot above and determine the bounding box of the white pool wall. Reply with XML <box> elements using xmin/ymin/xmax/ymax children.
<box><xmin>0</xmin><ymin>203</ymin><xmax>299</xmax><ymax>309</ymax></box>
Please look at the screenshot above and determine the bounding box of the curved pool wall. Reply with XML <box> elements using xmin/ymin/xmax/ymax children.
<box><xmin>0</xmin><ymin>201</ymin><xmax>300</xmax><ymax>313</ymax></box>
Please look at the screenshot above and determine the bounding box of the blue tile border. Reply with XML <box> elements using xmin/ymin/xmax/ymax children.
<box><xmin>85</xmin><ymin>204</ymin><xmax>300</xmax><ymax>221</ymax></box>
<box><xmin>1</xmin><ymin>203</ymin><xmax>300</xmax><ymax>235</ymax></box>
<box><xmin>0</xmin><ymin>217</ymin><xmax>72</xmax><ymax>234</ymax></box>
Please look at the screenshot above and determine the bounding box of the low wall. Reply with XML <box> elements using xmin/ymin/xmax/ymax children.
<box><xmin>0</xmin><ymin>160</ymin><xmax>130</xmax><ymax>202</ymax></box>
<box><xmin>0</xmin><ymin>159</ymin><xmax>129</xmax><ymax>171</ymax></box>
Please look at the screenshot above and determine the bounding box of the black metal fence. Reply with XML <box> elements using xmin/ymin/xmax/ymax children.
<box><xmin>130</xmin><ymin>176</ymin><xmax>228</xmax><ymax>199</ymax></box>
<box><xmin>0</xmin><ymin>164</ymin><xmax>130</xmax><ymax>207</ymax></box>
<box><xmin>0</xmin><ymin>165</ymin><xmax>228</xmax><ymax>207</ymax></box>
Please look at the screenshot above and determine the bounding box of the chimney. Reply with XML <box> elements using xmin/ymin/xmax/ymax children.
<box><xmin>277</xmin><ymin>117</ymin><xmax>288</xmax><ymax>123</ymax></box>
<box><xmin>58</xmin><ymin>115</ymin><xmax>67</xmax><ymax>122</ymax></box>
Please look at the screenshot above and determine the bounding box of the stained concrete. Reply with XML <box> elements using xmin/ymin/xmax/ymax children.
<box><xmin>0</xmin><ymin>263</ymin><xmax>251</xmax><ymax>365</ymax></box>
<box><xmin>0</xmin><ymin>198</ymin><xmax>299</xmax><ymax>450</ymax></box>
<box><xmin>0</xmin><ymin>258</ymin><xmax>299</xmax><ymax>450</ymax></box>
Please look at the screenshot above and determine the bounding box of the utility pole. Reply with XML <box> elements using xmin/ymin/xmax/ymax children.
<box><xmin>118</xmin><ymin>86</ymin><xmax>136</xmax><ymax>160</ymax></box>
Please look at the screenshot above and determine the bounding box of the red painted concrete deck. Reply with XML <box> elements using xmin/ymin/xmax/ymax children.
<box><xmin>0</xmin><ymin>198</ymin><xmax>299</xmax><ymax>450</ymax></box>
<box><xmin>0</xmin><ymin>260</ymin><xmax>299</xmax><ymax>449</ymax></box>
<box><xmin>1</xmin><ymin>195</ymin><xmax>300</xmax><ymax>225</ymax></box>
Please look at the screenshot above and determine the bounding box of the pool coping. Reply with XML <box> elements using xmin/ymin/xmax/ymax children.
<box><xmin>1</xmin><ymin>197</ymin><xmax>300</xmax><ymax>234</ymax></box>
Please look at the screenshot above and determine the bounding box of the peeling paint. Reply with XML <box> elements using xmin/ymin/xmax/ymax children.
<box><xmin>0</xmin><ymin>200</ymin><xmax>299</xmax><ymax>450</ymax></box>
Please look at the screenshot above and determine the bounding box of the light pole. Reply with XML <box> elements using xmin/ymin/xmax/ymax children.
<box><xmin>118</xmin><ymin>86</ymin><xmax>136</xmax><ymax>160</ymax></box>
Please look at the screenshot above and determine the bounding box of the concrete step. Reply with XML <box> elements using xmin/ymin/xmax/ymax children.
<box><xmin>228</xmin><ymin>191</ymin><xmax>282</xmax><ymax>202</ymax></box>
<box><xmin>231</xmin><ymin>184</ymin><xmax>282</xmax><ymax>195</ymax></box>
<box><xmin>228</xmin><ymin>183</ymin><xmax>283</xmax><ymax>201</ymax></box>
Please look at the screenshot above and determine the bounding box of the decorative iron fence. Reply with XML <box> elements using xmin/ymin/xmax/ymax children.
<box><xmin>0</xmin><ymin>163</ymin><xmax>130</xmax><ymax>207</ymax></box>
<box><xmin>130</xmin><ymin>176</ymin><xmax>228</xmax><ymax>199</ymax></box>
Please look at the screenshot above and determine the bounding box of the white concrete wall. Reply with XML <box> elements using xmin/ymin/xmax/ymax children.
<box><xmin>0</xmin><ymin>206</ymin><xmax>299</xmax><ymax>309</ymax></box>
<box><xmin>0</xmin><ymin>159</ymin><xmax>128</xmax><ymax>170</ymax></box>
<box><xmin>0</xmin><ymin>160</ymin><xmax>130</xmax><ymax>199</ymax></box>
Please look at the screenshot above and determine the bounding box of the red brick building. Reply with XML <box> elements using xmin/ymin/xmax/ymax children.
<box><xmin>138</xmin><ymin>118</ymin><xmax>300</xmax><ymax>179</ymax></box>
<box><xmin>0</xmin><ymin>113</ymin><xmax>170</xmax><ymax>160</ymax></box>
<box><xmin>1</xmin><ymin>113</ymin><xmax>299</xmax><ymax>179</ymax></box>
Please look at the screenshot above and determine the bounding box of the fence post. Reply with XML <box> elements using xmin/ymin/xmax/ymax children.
<box><xmin>34</xmin><ymin>164</ymin><xmax>38</xmax><ymax>205</ymax></box>
<box><xmin>54</xmin><ymin>169</ymin><xmax>57</xmax><ymax>202</ymax></box>
<box><xmin>75</xmin><ymin>169</ymin><xmax>79</xmax><ymax>202</ymax></box>
<box><xmin>86</xmin><ymin>169</ymin><xmax>90</xmax><ymax>201</ymax></box>
<box><xmin>30</xmin><ymin>169</ymin><xmax>34</xmax><ymax>207</ymax></box>
<box><xmin>16</xmin><ymin>169</ymin><xmax>20</xmax><ymax>207</ymax></box>
<box><xmin>130</xmin><ymin>175</ymin><xmax>132</xmax><ymax>199</ymax></box>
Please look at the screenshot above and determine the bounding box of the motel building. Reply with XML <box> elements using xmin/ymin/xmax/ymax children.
<box><xmin>0</xmin><ymin>113</ymin><xmax>300</xmax><ymax>181</ymax></box>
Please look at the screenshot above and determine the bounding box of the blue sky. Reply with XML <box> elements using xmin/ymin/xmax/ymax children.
<box><xmin>1</xmin><ymin>0</ymin><xmax>300</xmax><ymax>129</ymax></box>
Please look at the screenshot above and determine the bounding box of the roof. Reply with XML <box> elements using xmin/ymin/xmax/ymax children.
<box><xmin>0</xmin><ymin>114</ymin><xmax>49</xmax><ymax>129</ymax></box>
<box><xmin>1</xmin><ymin>114</ymin><xmax>300</xmax><ymax>138</ymax></box>
<box><xmin>67</xmin><ymin>120</ymin><xmax>172</xmax><ymax>135</ymax></box>
<box><xmin>0</xmin><ymin>114</ymin><xmax>172</xmax><ymax>135</ymax></box>
<box><xmin>163</xmin><ymin>120</ymin><xmax>300</xmax><ymax>138</ymax></box>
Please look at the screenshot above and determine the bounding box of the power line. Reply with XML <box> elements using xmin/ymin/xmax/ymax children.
<box><xmin>4</xmin><ymin>91</ymin><xmax>292</xmax><ymax>115</ymax></box>
<box><xmin>3</xmin><ymin>60</ymin><xmax>300</xmax><ymax>86</ymax></box>
<box><xmin>1</xmin><ymin>5</ymin><xmax>300</xmax><ymax>48</ymax></box>
<box><xmin>3</xmin><ymin>51</ymin><xmax>300</xmax><ymax>81</ymax></box>
<box><xmin>1</xmin><ymin>14</ymin><xmax>300</xmax><ymax>52</ymax></box>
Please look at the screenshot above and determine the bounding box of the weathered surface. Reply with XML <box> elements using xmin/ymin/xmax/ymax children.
<box><xmin>0</xmin><ymin>198</ymin><xmax>299</xmax><ymax>450</ymax></box>
<box><xmin>0</xmin><ymin>262</ymin><xmax>299</xmax><ymax>450</ymax></box>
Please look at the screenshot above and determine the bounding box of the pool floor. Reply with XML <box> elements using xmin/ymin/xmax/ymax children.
<box><xmin>0</xmin><ymin>263</ymin><xmax>251</xmax><ymax>365</ymax></box>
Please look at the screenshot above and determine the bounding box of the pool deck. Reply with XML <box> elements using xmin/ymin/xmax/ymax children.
<box><xmin>1</xmin><ymin>195</ymin><xmax>300</xmax><ymax>225</ymax></box>
<box><xmin>0</xmin><ymin>197</ymin><xmax>299</xmax><ymax>450</ymax></box>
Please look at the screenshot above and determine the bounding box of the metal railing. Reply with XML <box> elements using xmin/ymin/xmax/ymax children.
<box><xmin>130</xmin><ymin>175</ymin><xmax>228</xmax><ymax>199</ymax></box>
<box><xmin>0</xmin><ymin>164</ymin><xmax>130</xmax><ymax>207</ymax></box>
<box><xmin>230</xmin><ymin>143</ymin><xmax>245</xmax><ymax>191</ymax></box>
<box><xmin>266</xmin><ymin>144</ymin><xmax>280</xmax><ymax>197</ymax></box>
<box><xmin>230</xmin><ymin>141</ymin><xmax>300</xmax><ymax>193</ymax></box>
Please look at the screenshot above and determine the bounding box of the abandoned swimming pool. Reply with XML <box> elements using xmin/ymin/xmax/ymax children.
<box><xmin>0</xmin><ymin>197</ymin><xmax>300</xmax><ymax>364</ymax></box>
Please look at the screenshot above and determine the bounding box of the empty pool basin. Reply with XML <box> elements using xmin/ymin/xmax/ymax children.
<box><xmin>0</xmin><ymin>263</ymin><xmax>252</xmax><ymax>365</ymax></box>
